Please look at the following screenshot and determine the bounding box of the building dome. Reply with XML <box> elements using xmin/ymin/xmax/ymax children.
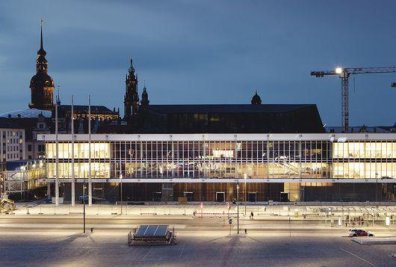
<box><xmin>30</xmin><ymin>72</ymin><xmax>54</xmax><ymax>89</ymax></box>
<box><xmin>0</xmin><ymin>108</ymin><xmax>52</xmax><ymax>118</ymax></box>
<box><xmin>251</xmin><ymin>91</ymin><xmax>262</xmax><ymax>105</ymax></box>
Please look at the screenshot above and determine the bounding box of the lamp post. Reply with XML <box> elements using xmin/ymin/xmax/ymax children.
<box><xmin>83</xmin><ymin>182</ymin><xmax>86</xmax><ymax>233</ymax></box>
<box><xmin>20</xmin><ymin>166</ymin><xmax>25</xmax><ymax>201</ymax></box>
<box><xmin>236</xmin><ymin>181</ymin><xmax>240</xmax><ymax>235</ymax></box>
<box><xmin>244</xmin><ymin>173</ymin><xmax>247</xmax><ymax>215</ymax></box>
<box><xmin>375</xmin><ymin>172</ymin><xmax>378</xmax><ymax>203</ymax></box>
<box><xmin>120</xmin><ymin>173</ymin><xmax>123</xmax><ymax>215</ymax></box>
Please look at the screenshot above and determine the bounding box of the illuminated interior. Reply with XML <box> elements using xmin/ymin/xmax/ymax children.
<box><xmin>332</xmin><ymin>142</ymin><xmax>396</xmax><ymax>178</ymax></box>
<box><xmin>43</xmin><ymin>139</ymin><xmax>395</xmax><ymax>180</ymax></box>
<box><xmin>46</xmin><ymin>143</ymin><xmax>110</xmax><ymax>159</ymax></box>
<box><xmin>47</xmin><ymin>162</ymin><xmax>110</xmax><ymax>178</ymax></box>
<box><xmin>333</xmin><ymin>142</ymin><xmax>396</xmax><ymax>159</ymax></box>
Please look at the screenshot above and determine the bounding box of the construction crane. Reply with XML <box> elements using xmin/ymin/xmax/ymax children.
<box><xmin>311</xmin><ymin>66</ymin><xmax>396</xmax><ymax>132</ymax></box>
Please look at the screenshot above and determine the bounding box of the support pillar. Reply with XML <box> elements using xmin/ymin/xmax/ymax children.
<box><xmin>47</xmin><ymin>182</ymin><xmax>51</xmax><ymax>198</ymax></box>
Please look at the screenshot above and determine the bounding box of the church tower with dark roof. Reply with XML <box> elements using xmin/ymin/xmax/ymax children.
<box><xmin>251</xmin><ymin>91</ymin><xmax>262</xmax><ymax>105</ymax></box>
<box><xmin>29</xmin><ymin>21</ymin><xmax>55</xmax><ymax>110</ymax></box>
<box><xmin>124</xmin><ymin>59</ymin><xmax>139</xmax><ymax>119</ymax></box>
<box><xmin>140</xmin><ymin>84</ymin><xmax>149</xmax><ymax>109</ymax></box>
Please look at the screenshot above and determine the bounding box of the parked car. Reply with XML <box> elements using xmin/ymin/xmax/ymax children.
<box><xmin>348</xmin><ymin>229</ymin><xmax>374</xmax><ymax>237</ymax></box>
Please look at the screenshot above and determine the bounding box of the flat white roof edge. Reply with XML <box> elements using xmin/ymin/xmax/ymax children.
<box><xmin>41</xmin><ymin>178</ymin><xmax>396</xmax><ymax>184</ymax></box>
<box><xmin>37</xmin><ymin>133</ymin><xmax>396</xmax><ymax>142</ymax></box>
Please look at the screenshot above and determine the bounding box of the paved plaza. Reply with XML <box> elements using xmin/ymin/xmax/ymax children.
<box><xmin>0</xmin><ymin>203</ymin><xmax>396</xmax><ymax>266</ymax></box>
<box><xmin>0</xmin><ymin>231</ymin><xmax>395</xmax><ymax>267</ymax></box>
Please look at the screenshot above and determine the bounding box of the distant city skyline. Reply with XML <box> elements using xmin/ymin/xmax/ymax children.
<box><xmin>0</xmin><ymin>0</ymin><xmax>396</xmax><ymax>126</ymax></box>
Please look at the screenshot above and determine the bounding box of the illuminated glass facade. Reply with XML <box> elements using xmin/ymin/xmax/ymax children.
<box><xmin>46</xmin><ymin>142</ymin><xmax>110</xmax><ymax>179</ymax></box>
<box><xmin>111</xmin><ymin>139</ymin><xmax>330</xmax><ymax>180</ymax></box>
<box><xmin>38</xmin><ymin>133</ymin><xmax>396</xmax><ymax>202</ymax></box>
<box><xmin>41</xmin><ymin>133</ymin><xmax>396</xmax><ymax>181</ymax></box>
<box><xmin>332</xmin><ymin>142</ymin><xmax>396</xmax><ymax>179</ymax></box>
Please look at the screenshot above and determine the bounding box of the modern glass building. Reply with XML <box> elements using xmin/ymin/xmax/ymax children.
<box><xmin>38</xmin><ymin>133</ymin><xmax>396</xmax><ymax>202</ymax></box>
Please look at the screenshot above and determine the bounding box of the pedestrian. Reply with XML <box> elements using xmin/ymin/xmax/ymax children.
<box><xmin>251</xmin><ymin>211</ymin><xmax>254</xmax><ymax>220</ymax></box>
<box><xmin>244</xmin><ymin>229</ymin><xmax>247</xmax><ymax>234</ymax></box>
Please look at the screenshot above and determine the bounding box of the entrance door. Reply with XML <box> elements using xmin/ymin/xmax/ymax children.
<box><xmin>184</xmin><ymin>192</ymin><xmax>194</xmax><ymax>201</ymax></box>
<box><xmin>152</xmin><ymin>192</ymin><xmax>162</xmax><ymax>201</ymax></box>
<box><xmin>248</xmin><ymin>192</ymin><xmax>257</xmax><ymax>202</ymax></box>
<box><xmin>280</xmin><ymin>192</ymin><xmax>289</xmax><ymax>202</ymax></box>
<box><xmin>216</xmin><ymin>192</ymin><xmax>225</xmax><ymax>202</ymax></box>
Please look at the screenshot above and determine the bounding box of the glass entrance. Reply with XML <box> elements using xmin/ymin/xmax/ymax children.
<box><xmin>216</xmin><ymin>192</ymin><xmax>225</xmax><ymax>202</ymax></box>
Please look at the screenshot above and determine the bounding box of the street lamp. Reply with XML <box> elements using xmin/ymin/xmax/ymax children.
<box><xmin>83</xmin><ymin>182</ymin><xmax>86</xmax><ymax>233</ymax></box>
<box><xmin>120</xmin><ymin>173</ymin><xmax>123</xmax><ymax>215</ymax></box>
<box><xmin>236</xmin><ymin>181</ymin><xmax>240</xmax><ymax>235</ymax></box>
<box><xmin>20</xmin><ymin>166</ymin><xmax>26</xmax><ymax>201</ymax></box>
<box><xmin>375</xmin><ymin>172</ymin><xmax>378</xmax><ymax>202</ymax></box>
<box><xmin>243</xmin><ymin>173</ymin><xmax>247</xmax><ymax>215</ymax></box>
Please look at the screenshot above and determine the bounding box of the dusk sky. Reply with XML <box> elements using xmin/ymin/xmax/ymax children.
<box><xmin>0</xmin><ymin>0</ymin><xmax>395</xmax><ymax>126</ymax></box>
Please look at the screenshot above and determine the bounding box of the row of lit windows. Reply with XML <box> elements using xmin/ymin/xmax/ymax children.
<box><xmin>332</xmin><ymin>163</ymin><xmax>396</xmax><ymax>179</ymax></box>
<box><xmin>47</xmin><ymin>161</ymin><xmax>395</xmax><ymax>180</ymax></box>
<box><xmin>333</xmin><ymin>143</ymin><xmax>396</xmax><ymax>159</ymax></box>
<box><xmin>43</xmin><ymin>140</ymin><xmax>396</xmax><ymax>180</ymax></box>
<box><xmin>47</xmin><ymin>162</ymin><xmax>329</xmax><ymax>179</ymax></box>
<box><xmin>111</xmin><ymin>140</ymin><xmax>330</xmax><ymax>162</ymax></box>
<box><xmin>46</xmin><ymin>141</ymin><xmax>396</xmax><ymax>162</ymax></box>
<box><xmin>47</xmin><ymin>163</ymin><xmax>110</xmax><ymax>178</ymax></box>
<box><xmin>46</xmin><ymin>143</ymin><xmax>110</xmax><ymax>159</ymax></box>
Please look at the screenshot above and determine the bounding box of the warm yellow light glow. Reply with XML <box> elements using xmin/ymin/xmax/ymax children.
<box><xmin>47</xmin><ymin>162</ymin><xmax>110</xmax><ymax>178</ymax></box>
<box><xmin>46</xmin><ymin>142</ymin><xmax>110</xmax><ymax>159</ymax></box>
<box><xmin>212</xmin><ymin>149</ymin><xmax>234</xmax><ymax>158</ymax></box>
<box><xmin>335</xmin><ymin>67</ymin><xmax>343</xmax><ymax>74</ymax></box>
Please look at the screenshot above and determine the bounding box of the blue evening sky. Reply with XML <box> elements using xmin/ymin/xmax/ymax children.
<box><xmin>0</xmin><ymin>0</ymin><xmax>395</xmax><ymax>126</ymax></box>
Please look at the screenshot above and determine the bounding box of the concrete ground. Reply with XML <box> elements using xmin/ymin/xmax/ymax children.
<box><xmin>1</xmin><ymin>203</ymin><xmax>396</xmax><ymax>266</ymax></box>
<box><xmin>9</xmin><ymin>202</ymin><xmax>396</xmax><ymax>230</ymax></box>
<box><xmin>0</xmin><ymin>231</ymin><xmax>395</xmax><ymax>267</ymax></box>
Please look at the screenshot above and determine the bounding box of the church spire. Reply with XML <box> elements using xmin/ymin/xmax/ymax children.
<box><xmin>141</xmin><ymin>81</ymin><xmax>149</xmax><ymax>108</ymax></box>
<box><xmin>38</xmin><ymin>19</ymin><xmax>46</xmax><ymax>57</ymax></box>
<box><xmin>40</xmin><ymin>19</ymin><xmax>43</xmax><ymax>50</ymax></box>
<box><xmin>29</xmin><ymin>20</ymin><xmax>55</xmax><ymax>110</ymax></box>
<box><xmin>129</xmin><ymin>58</ymin><xmax>135</xmax><ymax>74</ymax></box>
<box><xmin>124</xmin><ymin>58</ymin><xmax>139</xmax><ymax>119</ymax></box>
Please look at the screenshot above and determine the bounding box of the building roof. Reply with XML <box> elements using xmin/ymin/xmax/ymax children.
<box><xmin>146</xmin><ymin>104</ymin><xmax>315</xmax><ymax>114</ymax></box>
<box><xmin>136</xmin><ymin>104</ymin><xmax>324</xmax><ymax>133</ymax></box>
<box><xmin>326</xmin><ymin>126</ymin><xmax>394</xmax><ymax>133</ymax></box>
<box><xmin>0</xmin><ymin>108</ymin><xmax>52</xmax><ymax>119</ymax></box>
